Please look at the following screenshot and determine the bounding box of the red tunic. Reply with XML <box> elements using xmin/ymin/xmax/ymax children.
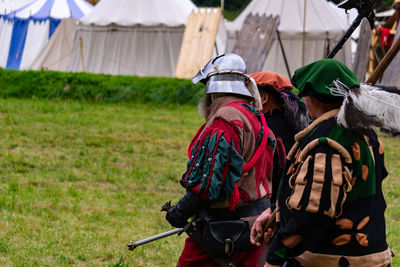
<box><xmin>178</xmin><ymin>96</ymin><xmax>275</xmax><ymax>266</ymax></box>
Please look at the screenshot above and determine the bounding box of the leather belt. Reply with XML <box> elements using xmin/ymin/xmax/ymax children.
<box><xmin>199</xmin><ymin>197</ymin><xmax>270</xmax><ymax>220</ymax></box>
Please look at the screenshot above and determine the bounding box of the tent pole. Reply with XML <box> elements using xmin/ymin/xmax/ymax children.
<box><xmin>301</xmin><ymin>0</ymin><xmax>307</xmax><ymax>66</ymax></box>
<box><xmin>277</xmin><ymin>30</ymin><xmax>291</xmax><ymax>77</ymax></box>
<box><xmin>80</xmin><ymin>37</ymin><xmax>86</xmax><ymax>72</ymax></box>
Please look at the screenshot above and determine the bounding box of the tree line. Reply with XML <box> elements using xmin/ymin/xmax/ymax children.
<box><xmin>193</xmin><ymin>0</ymin><xmax>394</xmax><ymax>13</ymax></box>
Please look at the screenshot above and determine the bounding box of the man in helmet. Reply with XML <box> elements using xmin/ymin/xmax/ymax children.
<box><xmin>250</xmin><ymin>59</ymin><xmax>395</xmax><ymax>267</ymax></box>
<box><xmin>165</xmin><ymin>53</ymin><xmax>276</xmax><ymax>267</ymax></box>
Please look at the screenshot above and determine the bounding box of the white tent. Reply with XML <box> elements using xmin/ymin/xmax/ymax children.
<box><xmin>0</xmin><ymin>0</ymin><xmax>92</xmax><ymax>69</ymax></box>
<box><xmin>67</xmin><ymin>0</ymin><xmax>196</xmax><ymax>77</ymax></box>
<box><xmin>30</xmin><ymin>18</ymin><xmax>77</xmax><ymax>70</ymax></box>
<box><xmin>226</xmin><ymin>0</ymin><xmax>352</xmax><ymax>77</ymax></box>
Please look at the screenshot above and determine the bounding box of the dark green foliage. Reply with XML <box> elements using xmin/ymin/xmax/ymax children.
<box><xmin>192</xmin><ymin>0</ymin><xmax>219</xmax><ymax>7</ymax></box>
<box><xmin>328</xmin><ymin>0</ymin><xmax>394</xmax><ymax>12</ymax></box>
<box><xmin>0</xmin><ymin>68</ymin><xmax>204</xmax><ymax>105</ymax></box>
<box><xmin>194</xmin><ymin>0</ymin><xmax>394</xmax><ymax>18</ymax></box>
<box><xmin>377</xmin><ymin>0</ymin><xmax>396</xmax><ymax>12</ymax></box>
<box><xmin>193</xmin><ymin>0</ymin><xmax>247</xmax><ymax>10</ymax></box>
<box><xmin>223</xmin><ymin>0</ymin><xmax>250</xmax><ymax>11</ymax></box>
<box><xmin>192</xmin><ymin>0</ymin><xmax>250</xmax><ymax>20</ymax></box>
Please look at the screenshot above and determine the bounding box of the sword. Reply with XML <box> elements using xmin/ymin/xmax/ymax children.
<box><xmin>127</xmin><ymin>228</ymin><xmax>183</xmax><ymax>251</ymax></box>
<box><xmin>127</xmin><ymin>201</ymin><xmax>198</xmax><ymax>251</ymax></box>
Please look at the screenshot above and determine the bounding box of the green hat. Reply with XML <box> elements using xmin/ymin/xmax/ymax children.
<box><xmin>292</xmin><ymin>59</ymin><xmax>360</xmax><ymax>102</ymax></box>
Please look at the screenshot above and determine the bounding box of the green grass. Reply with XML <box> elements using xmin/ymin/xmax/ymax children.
<box><xmin>381</xmin><ymin>133</ymin><xmax>400</xmax><ymax>265</ymax></box>
<box><xmin>0</xmin><ymin>98</ymin><xmax>202</xmax><ymax>266</ymax></box>
<box><xmin>0</xmin><ymin>98</ymin><xmax>398</xmax><ymax>266</ymax></box>
<box><xmin>0</xmin><ymin>68</ymin><xmax>204</xmax><ymax>105</ymax></box>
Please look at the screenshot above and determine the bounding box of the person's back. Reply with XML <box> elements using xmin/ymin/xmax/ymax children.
<box><xmin>250</xmin><ymin>71</ymin><xmax>308</xmax><ymax>202</ymax></box>
<box><xmin>165</xmin><ymin>54</ymin><xmax>276</xmax><ymax>267</ymax></box>
<box><xmin>264</xmin><ymin>108</ymin><xmax>297</xmax><ymax>152</ymax></box>
<box><xmin>278</xmin><ymin>112</ymin><xmax>389</xmax><ymax>266</ymax></box>
<box><xmin>251</xmin><ymin>59</ymin><xmax>400</xmax><ymax>267</ymax></box>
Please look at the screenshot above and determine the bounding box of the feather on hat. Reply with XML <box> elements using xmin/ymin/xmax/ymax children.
<box><xmin>293</xmin><ymin>58</ymin><xmax>400</xmax><ymax>132</ymax></box>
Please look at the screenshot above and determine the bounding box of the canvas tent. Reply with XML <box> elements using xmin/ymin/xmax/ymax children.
<box><xmin>0</xmin><ymin>0</ymin><xmax>92</xmax><ymax>69</ymax></box>
<box><xmin>30</xmin><ymin>18</ymin><xmax>77</xmax><ymax>70</ymax></box>
<box><xmin>0</xmin><ymin>0</ymin><xmax>35</xmax><ymax>14</ymax></box>
<box><xmin>226</xmin><ymin>0</ymin><xmax>352</xmax><ymax>77</ymax></box>
<box><xmin>0</xmin><ymin>0</ymin><xmax>35</xmax><ymax>66</ymax></box>
<box><xmin>67</xmin><ymin>0</ymin><xmax>196</xmax><ymax>77</ymax></box>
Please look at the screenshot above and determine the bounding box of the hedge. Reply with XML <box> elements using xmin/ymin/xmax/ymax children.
<box><xmin>0</xmin><ymin>68</ymin><xmax>205</xmax><ymax>105</ymax></box>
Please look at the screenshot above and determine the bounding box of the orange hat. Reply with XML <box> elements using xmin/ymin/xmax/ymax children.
<box><xmin>395</xmin><ymin>0</ymin><xmax>400</xmax><ymax>4</ymax></box>
<box><xmin>250</xmin><ymin>71</ymin><xmax>293</xmax><ymax>93</ymax></box>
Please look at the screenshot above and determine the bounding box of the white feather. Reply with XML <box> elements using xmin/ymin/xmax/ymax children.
<box><xmin>332</xmin><ymin>81</ymin><xmax>400</xmax><ymax>132</ymax></box>
<box><xmin>336</xmin><ymin>97</ymin><xmax>349</xmax><ymax>128</ymax></box>
<box><xmin>329</xmin><ymin>80</ymin><xmax>349</xmax><ymax>127</ymax></box>
<box><xmin>357</xmin><ymin>84</ymin><xmax>400</xmax><ymax>132</ymax></box>
<box><xmin>329</xmin><ymin>80</ymin><xmax>349</xmax><ymax>97</ymax></box>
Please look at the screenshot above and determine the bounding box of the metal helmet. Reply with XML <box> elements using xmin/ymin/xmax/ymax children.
<box><xmin>190</xmin><ymin>53</ymin><xmax>253</xmax><ymax>98</ymax></box>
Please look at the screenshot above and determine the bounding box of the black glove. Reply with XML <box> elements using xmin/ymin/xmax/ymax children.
<box><xmin>166</xmin><ymin>191</ymin><xmax>209</xmax><ymax>228</ymax></box>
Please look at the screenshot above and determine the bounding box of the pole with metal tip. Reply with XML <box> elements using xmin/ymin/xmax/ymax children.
<box><xmin>326</xmin><ymin>0</ymin><xmax>376</xmax><ymax>59</ymax></box>
<box><xmin>127</xmin><ymin>228</ymin><xmax>183</xmax><ymax>251</ymax></box>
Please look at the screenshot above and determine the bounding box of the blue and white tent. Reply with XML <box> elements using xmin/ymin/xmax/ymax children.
<box><xmin>0</xmin><ymin>0</ymin><xmax>36</xmax><ymax>15</ymax></box>
<box><xmin>0</xmin><ymin>0</ymin><xmax>92</xmax><ymax>69</ymax></box>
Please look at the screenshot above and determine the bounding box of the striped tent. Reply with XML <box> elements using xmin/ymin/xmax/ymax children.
<box><xmin>0</xmin><ymin>0</ymin><xmax>92</xmax><ymax>69</ymax></box>
<box><xmin>0</xmin><ymin>0</ymin><xmax>35</xmax><ymax>15</ymax></box>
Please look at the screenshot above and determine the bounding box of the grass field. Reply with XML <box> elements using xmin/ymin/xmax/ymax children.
<box><xmin>0</xmin><ymin>98</ymin><xmax>398</xmax><ymax>266</ymax></box>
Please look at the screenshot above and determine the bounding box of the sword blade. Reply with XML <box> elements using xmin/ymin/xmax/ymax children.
<box><xmin>127</xmin><ymin>228</ymin><xmax>183</xmax><ymax>250</ymax></box>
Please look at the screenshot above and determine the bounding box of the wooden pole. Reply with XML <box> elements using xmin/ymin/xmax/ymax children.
<box><xmin>352</xmin><ymin>18</ymin><xmax>371</xmax><ymax>82</ymax></box>
<box><xmin>301</xmin><ymin>0</ymin><xmax>307</xmax><ymax>66</ymax></box>
<box><xmin>79</xmin><ymin>37</ymin><xmax>86</xmax><ymax>72</ymax></box>
<box><xmin>277</xmin><ymin>29</ymin><xmax>291</xmax><ymax>77</ymax></box>
<box><xmin>366</xmin><ymin>34</ymin><xmax>400</xmax><ymax>85</ymax></box>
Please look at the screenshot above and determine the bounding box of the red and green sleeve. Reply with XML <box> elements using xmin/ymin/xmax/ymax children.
<box><xmin>180</xmin><ymin>118</ymin><xmax>243</xmax><ymax>203</ymax></box>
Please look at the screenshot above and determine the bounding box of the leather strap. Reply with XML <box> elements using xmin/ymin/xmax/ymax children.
<box><xmin>242</xmin><ymin>109</ymin><xmax>269</xmax><ymax>173</ymax></box>
<box><xmin>199</xmin><ymin>197</ymin><xmax>270</xmax><ymax>220</ymax></box>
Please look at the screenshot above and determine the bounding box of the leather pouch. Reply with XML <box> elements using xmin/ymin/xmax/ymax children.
<box><xmin>201</xmin><ymin>219</ymin><xmax>251</xmax><ymax>255</ymax></box>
